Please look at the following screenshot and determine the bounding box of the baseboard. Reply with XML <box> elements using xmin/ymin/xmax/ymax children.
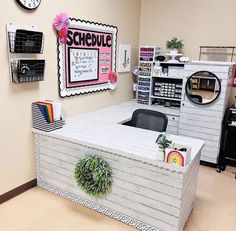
<box><xmin>0</xmin><ymin>179</ymin><xmax>37</xmax><ymax>204</ymax></box>
<box><xmin>200</xmin><ymin>160</ymin><xmax>217</xmax><ymax>168</ymax></box>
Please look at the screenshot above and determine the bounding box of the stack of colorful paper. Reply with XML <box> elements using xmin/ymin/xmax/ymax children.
<box><xmin>35</xmin><ymin>100</ymin><xmax>61</xmax><ymax>123</ymax></box>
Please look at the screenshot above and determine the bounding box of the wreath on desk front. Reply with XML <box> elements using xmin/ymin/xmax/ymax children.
<box><xmin>74</xmin><ymin>155</ymin><xmax>112</xmax><ymax>197</ymax></box>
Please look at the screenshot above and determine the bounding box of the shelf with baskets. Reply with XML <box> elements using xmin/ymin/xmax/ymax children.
<box><xmin>137</xmin><ymin>46</ymin><xmax>161</xmax><ymax>104</ymax></box>
<box><xmin>150</xmin><ymin>76</ymin><xmax>183</xmax><ymax>108</ymax></box>
<box><xmin>6</xmin><ymin>23</ymin><xmax>45</xmax><ymax>83</ymax></box>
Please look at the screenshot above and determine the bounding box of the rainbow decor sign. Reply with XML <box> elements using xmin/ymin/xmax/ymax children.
<box><xmin>166</xmin><ymin>150</ymin><xmax>185</xmax><ymax>167</ymax></box>
<box><xmin>165</xmin><ymin>144</ymin><xmax>191</xmax><ymax>167</ymax></box>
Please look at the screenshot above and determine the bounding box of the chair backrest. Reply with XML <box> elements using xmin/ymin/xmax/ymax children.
<box><xmin>189</xmin><ymin>94</ymin><xmax>203</xmax><ymax>103</ymax></box>
<box><xmin>131</xmin><ymin>109</ymin><xmax>168</xmax><ymax>132</ymax></box>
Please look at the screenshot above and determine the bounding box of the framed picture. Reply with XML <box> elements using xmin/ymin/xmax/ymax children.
<box><xmin>58</xmin><ymin>18</ymin><xmax>118</xmax><ymax>98</ymax></box>
<box><xmin>118</xmin><ymin>44</ymin><xmax>131</xmax><ymax>73</ymax></box>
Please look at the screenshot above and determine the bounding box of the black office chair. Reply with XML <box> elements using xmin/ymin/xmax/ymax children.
<box><xmin>189</xmin><ymin>94</ymin><xmax>203</xmax><ymax>103</ymax></box>
<box><xmin>131</xmin><ymin>109</ymin><xmax>168</xmax><ymax>132</ymax></box>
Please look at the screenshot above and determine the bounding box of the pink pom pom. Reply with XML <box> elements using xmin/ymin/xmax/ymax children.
<box><xmin>108</xmin><ymin>71</ymin><xmax>117</xmax><ymax>84</ymax></box>
<box><xmin>53</xmin><ymin>12</ymin><xmax>69</xmax><ymax>31</ymax></box>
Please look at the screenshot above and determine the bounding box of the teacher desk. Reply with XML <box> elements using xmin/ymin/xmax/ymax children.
<box><xmin>33</xmin><ymin>101</ymin><xmax>204</xmax><ymax>231</ymax></box>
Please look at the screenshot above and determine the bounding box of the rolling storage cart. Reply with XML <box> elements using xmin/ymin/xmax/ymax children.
<box><xmin>218</xmin><ymin>107</ymin><xmax>236</xmax><ymax>177</ymax></box>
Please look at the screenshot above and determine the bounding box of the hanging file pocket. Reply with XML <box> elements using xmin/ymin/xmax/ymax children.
<box><xmin>11</xmin><ymin>59</ymin><xmax>45</xmax><ymax>82</ymax></box>
<box><xmin>9</xmin><ymin>29</ymin><xmax>44</xmax><ymax>53</ymax></box>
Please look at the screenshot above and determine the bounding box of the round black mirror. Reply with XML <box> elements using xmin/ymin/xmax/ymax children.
<box><xmin>185</xmin><ymin>71</ymin><xmax>221</xmax><ymax>105</ymax></box>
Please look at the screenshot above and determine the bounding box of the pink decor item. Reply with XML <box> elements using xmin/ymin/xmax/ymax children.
<box><xmin>53</xmin><ymin>12</ymin><xmax>69</xmax><ymax>31</ymax></box>
<box><xmin>108</xmin><ymin>71</ymin><xmax>117</xmax><ymax>84</ymax></box>
<box><xmin>58</xmin><ymin>27</ymin><xmax>68</xmax><ymax>43</ymax></box>
<box><xmin>53</xmin><ymin>12</ymin><xmax>69</xmax><ymax>43</ymax></box>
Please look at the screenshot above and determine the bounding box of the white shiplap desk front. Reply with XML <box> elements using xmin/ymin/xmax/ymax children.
<box><xmin>33</xmin><ymin>101</ymin><xmax>204</xmax><ymax>231</ymax></box>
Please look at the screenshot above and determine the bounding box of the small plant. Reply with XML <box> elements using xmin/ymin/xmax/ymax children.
<box><xmin>166</xmin><ymin>37</ymin><xmax>184</xmax><ymax>50</ymax></box>
<box><xmin>155</xmin><ymin>133</ymin><xmax>172</xmax><ymax>151</ymax></box>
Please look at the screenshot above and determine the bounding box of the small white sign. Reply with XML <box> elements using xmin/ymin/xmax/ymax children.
<box><xmin>118</xmin><ymin>44</ymin><xmax>131</xmax><ymax>73</ymax></box>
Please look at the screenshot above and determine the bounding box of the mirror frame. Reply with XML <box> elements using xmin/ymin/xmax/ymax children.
<box><xmin>185</xmin><ymin>71</ymin><xmax>221</xmax><ymax>105</ymax></box>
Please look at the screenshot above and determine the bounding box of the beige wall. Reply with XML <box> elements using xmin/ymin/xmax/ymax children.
<box><xmin>140</xmin><ymin>0</ymin><xmax>236</xmax><ymax>100</ymax></box>
<box><xmin>0</xmin><ymin>0</ymin><xmax>141</xmax><ymax>195</ymax></box>
<box><xmin>140</xmin><ymin>0</ymin><xmax>236</xmax><ymax>60</ymax></box>
<box><xmin>2</xmin><ymin>0</ymin><xmax>236</xmax><ymax>196</ymax></box>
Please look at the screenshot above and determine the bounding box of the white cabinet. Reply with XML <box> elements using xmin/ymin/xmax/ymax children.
<box><xmin>148</xmin><ymin>63</ymin><xmax>185</xmax><ymax>135</ymax></box>
<box><xmin>179</xmin><ymin>62</ymin><xmax>233</xmax><ymax>164</ymax></box>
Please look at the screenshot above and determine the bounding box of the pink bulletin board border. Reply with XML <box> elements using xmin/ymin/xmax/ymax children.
<box><xmin>58</xmin><ymin>18</ymin><xmax>118</xmax><ymax>98</ymax></box>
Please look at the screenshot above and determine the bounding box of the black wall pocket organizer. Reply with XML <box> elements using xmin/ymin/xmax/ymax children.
<box><xmin>6</xmin><ymin>23</ymin><xmax>45</xmax><ymax>83</ymax></box>
<box><xmin>8</xmin><ymin>29</ymin><xmax>44</xmax><ymax>53</ymax></box>
<box><xmin>11</xmin><ymin>59</ymin><xmax>45</xmax><ymax>83</ymax></box>
<box><xmin>32</xmin><ymin>103</ymin><xmax>65</xmax><ymax>132</ymax></box>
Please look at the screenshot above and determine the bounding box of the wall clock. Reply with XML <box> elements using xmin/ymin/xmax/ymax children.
<box><xmin>15</xmin><ymin>0</ymin><xmax>41</xmax><ymax>10</ymax></box>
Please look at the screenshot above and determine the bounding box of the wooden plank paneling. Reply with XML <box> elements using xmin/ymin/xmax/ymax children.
<box><xmin>179</xmin><ymin>119</ymin><xmax>222</xmax><ymax>131</ymax></box>
<box><xmin>178</xmin><ymin>129</ymin><xmax>220</xmax><ymax>142</ymax></box>
<box><xmin>182</xmin><ymin>101</ymin><xmax>225</xmax><ymax>112</ymax></box>
<box><xmin>39</xmin><ymin>157</ymin><xmax>181</xmax><ymax>230</ymax></box>
<box><xmin>180</xmin><ymin>113</ymin><xmax>222</xmax><ymax>123</ymax></box>
<box><xmin>36</xmin><ymin>132</ymin><xmax>201</xmax><ymax>231</ymax></box>
<box><xmin>39</xmin><ymin>144</ymin><xmax>184</xmax><ymax>194</ymax></box>
<box><xmin>180</xmin><ymin>107</ymin><xmax>224</xmax><ymax>118</ymax></box>
<box><xmin>200</xmin><ymin>155</ymin><xmax>217</xmax><ymax>164</ymax></box>
<box><xmin>179</xmin><ymin>124</ymin><xmax>221</xmax><ymax>136</ymax></box>
<box><xmin>184</xmin><ymin>64</ymin><xmax>230</xmax><ymax>75</ymax></box>
<box><xmin>39</xmin><ymin>137</ymin><xmax>183</xmax><ymax>180</ymax></box>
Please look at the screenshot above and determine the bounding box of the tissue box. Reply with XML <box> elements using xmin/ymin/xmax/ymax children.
<box><xmin>165</xmin><ymin>143</ymin><xmax>191</xmax><ymax>167</ymax></box>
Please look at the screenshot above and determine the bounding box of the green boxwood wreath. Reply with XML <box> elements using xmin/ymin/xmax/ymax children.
<box><xmin>74</xmin><ymin>155</ymin><xmax>112</xmax><ymax>197</ymax></box>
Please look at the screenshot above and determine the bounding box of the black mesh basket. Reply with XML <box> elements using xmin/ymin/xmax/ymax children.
<box><xmin>8</xmin><ymin>29</ymin><xmax>44</xmax><ymax>54</ymax></box>
<box><xmin>11</xmin><ymin>59</ymin><xmax>45</xmax><ymax>83</ymax></box>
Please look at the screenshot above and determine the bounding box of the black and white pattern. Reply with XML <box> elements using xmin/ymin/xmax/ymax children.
<box><xmin>37</xmin><ymin>180</ymin><xmax>159</xmax><ymax>231</ymax></box>
<box><xmin>32</xmin><ymin>103</ymin><xmax>65</xmax><ymax>132</ymax></box>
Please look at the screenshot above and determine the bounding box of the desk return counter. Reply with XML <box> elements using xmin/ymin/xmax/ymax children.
<box><xmin>33</xmin><ymin>102</ymin><xmax>204</xmax><ymax>231</ymax></box>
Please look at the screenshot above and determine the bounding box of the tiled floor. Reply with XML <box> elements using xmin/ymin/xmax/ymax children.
<box><xmin>0</xmin><ymin>166</ymin><xmax>236</xmax><ymax>231</ymax></box>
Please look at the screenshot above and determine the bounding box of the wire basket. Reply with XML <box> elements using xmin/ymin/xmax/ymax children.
<box><xmin>11</xmin><ymin>59</ymin><xmax>45</xmax><ymax>83</ymax></box>
<box><xmin>8</xmin><ymin>29</ymin><xmax>44</xmax><ymax>54</ymax></box>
